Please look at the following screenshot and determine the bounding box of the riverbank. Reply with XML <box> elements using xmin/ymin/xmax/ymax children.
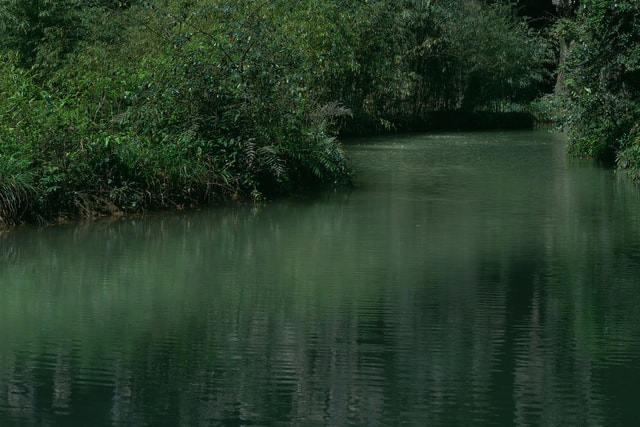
<box><xmin>0</xmin><ymin>132</ymin><xmax>354</xmax><ymax>230</ymax></box>
<box><xmin>0</xmin><ymin>1</ymin><xmax>552</xmax><ymax>230</ymax></box>
<box><xmin>1</xmin><ymin>111</ymin><xmax>545</xmax><ymax>231</ymax></box>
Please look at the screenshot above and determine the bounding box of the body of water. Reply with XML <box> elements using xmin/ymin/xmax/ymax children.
<box><xmin>2</xmin><ymin>131</ymin><xmax>640</xmax><ymax>426</ymax></box>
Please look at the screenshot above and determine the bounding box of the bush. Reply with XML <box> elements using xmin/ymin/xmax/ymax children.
<box><xmin>560</xmin><ymin>0</ymin><xmax>640</xmax><ymax>172</ymax></box>
<box><xmin>0</xmin><ymin>2</ymin><xmax>355</xmax><ymax>226</ymax></box>
<box><xmin>1</xmin><ymin>0</ymin><xmax>558</xmax><ymax>226</ymax></box>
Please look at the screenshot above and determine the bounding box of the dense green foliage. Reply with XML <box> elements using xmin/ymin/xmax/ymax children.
<box><xmin>556</xmin><ymin>0</ymin><xmax>640</xmax><ymax>179</ymax></box>
<box><xmin>328</xmin><ymin>0</ymin><xmax>551</xmax><ymax>130</ymax></box>
<box><xmin>0</xmin><ymin>0</ymin><xmax>552</xmax><ymax>226</ymax></box>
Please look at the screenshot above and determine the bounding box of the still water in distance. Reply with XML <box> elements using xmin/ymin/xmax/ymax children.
<box><xmin>2</xmin><ymin>131</ymin><xmax>640</xmax><ymax>426</ymax></box>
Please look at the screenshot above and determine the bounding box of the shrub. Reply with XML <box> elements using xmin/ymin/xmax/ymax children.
<box><xmin>560</xmin><ymin>0</ymin><xmax>640</xmax><ymax>170</ymax></box>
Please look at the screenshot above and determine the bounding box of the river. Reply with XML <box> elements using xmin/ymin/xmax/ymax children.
<box><xmin>1</xmin><ymin>130</ymin><xmax>640</xmax><ymax>426</ymax></box>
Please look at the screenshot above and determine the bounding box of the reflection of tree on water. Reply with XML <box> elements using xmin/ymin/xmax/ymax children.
<box><xmin>5</xmin><ymin>362</ymin><xmax>36</xmax><ymax>421</ymax></box>
<box><xmin>111</xmin><ymin>362</ymin><xmax>134</xmax><ymax>426</ymax></box>
<box><xmin>52</xmin><ymin>343</ymin><xmax>72</xmax><ymax>413</ymax></box>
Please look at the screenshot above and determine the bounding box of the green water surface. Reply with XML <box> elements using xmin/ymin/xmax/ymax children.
<box><xmin>2</xmin><ymin>131</ymin><xmax>640</xmax><ymax>426</ymax></box>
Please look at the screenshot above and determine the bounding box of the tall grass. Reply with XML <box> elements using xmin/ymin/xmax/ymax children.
<box><xmin>0</xmin><ymin>156</ymin><xmax>37</xmax><ymax>226</ymax></box>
